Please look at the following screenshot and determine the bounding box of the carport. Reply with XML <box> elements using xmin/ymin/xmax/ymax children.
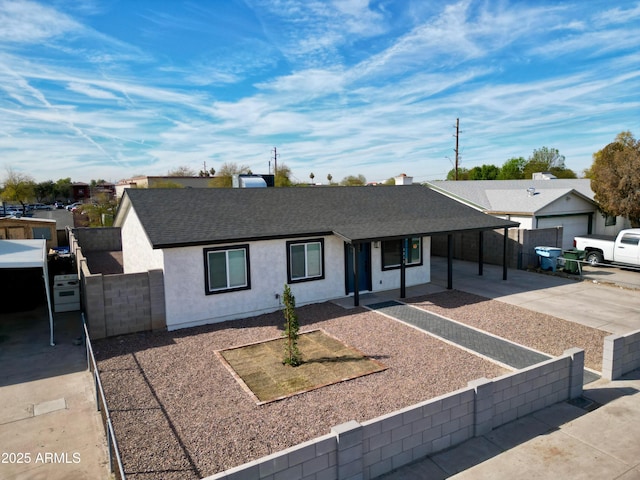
<box><xmin>0</xmin><ymin>239</ymin><xmax>55</xmax><ymax>346</ymax></box>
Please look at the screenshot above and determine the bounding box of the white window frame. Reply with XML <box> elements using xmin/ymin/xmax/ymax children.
<box><xmin>287</xmin><ymin>239</ymin><xmax>324</xmax><ymax>283</ymax></box>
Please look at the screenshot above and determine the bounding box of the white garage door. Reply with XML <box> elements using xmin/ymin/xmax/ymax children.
<box><xmin>538</xmin><ymin>215</ymin><xmax>590</xmax><ymax>249</ymax></box>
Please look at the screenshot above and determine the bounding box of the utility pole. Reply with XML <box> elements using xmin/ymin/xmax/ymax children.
<box><xmin>454</xmin><ymin>118</ymin><xmax>460</xmax><ymax>181</ymax></box>
<box><xmin>272</xmin><ymin>146</ymin><xmax>279</xmax><ymax>178</ymax></box>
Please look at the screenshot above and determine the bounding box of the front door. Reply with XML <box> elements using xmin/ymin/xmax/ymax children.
<box><xmin>345</xmin><ymin>242</ymin><xmax>371</xmax><ymax>294</ymax></box>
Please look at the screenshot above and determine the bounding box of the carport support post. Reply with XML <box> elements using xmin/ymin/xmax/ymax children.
<box><xmin>353</xmin><ymin>243</ymin><xmax>360</xmax><ymax>307</ymax></box>
<box><xmin>447</xmin><ymin>234</ymin><xmax>453</xmax><ymax>290</ymax></box>
<box><xmin>478</xmin><ymin>231</ymin><xmax>484</xmax><ymax>276</ymax></box>
<box><xmin>400</xmin><ymin>238</ymin><xmax>407</xmax><ymax>298</ymax></box>
<box><xmin>503</xmin><ymin>227</ymin><xmax>508</xmax><ymax>280</ymax></box>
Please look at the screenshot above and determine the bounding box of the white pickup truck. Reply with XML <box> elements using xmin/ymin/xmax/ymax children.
<box><xmin>573</xmin><ymin>228</ymin><xmax>640</xmax><ymax>266</ymax></box>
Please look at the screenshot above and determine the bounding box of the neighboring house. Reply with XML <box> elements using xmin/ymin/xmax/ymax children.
<box><xmin>71</xmin><ymin>182</ymin><xmax>90</xmax><ymax>203</ymax></box>
<box><xmin>115</xmin><ymin>176</ymin><xmax>214</xmax><ymax>198</ymax></box>
<box><xmin>114</xmin><ymin>186</ymin><xmax>518</xmax><ymax>331</ymax></box>
<box><xmin>426</xmin><ymin>179</ymin><xmax>628</xmax><ymax>249</ymax></box>
<box><xmin>115</xmin><ymin>174</ymin><xmax>275</xmax><ymax>198</ymax></box>
<box><xmin>91</xmin><ymin>182</ymin><xmax>116</xmax><ymax>199</ymax></box>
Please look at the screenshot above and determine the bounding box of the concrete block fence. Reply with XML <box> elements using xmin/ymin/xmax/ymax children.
<box><xmin>73</xmin><ymin>226</ymin><xmax>122</xmax><ymax>252</ymax></box>
<box><xmin>205</xmin><ymin>348</ymin><xmax>584</xmax><ymax>480</ymax></box>
<box><xmin>69</xmin><ymin>229</ymin><xmax>166</xmax><ymax>339</ymax></box>
<box><xmin>602</xmin><ymin>329</ymin><xmax>640</xmax><ymax>380</ymax></box>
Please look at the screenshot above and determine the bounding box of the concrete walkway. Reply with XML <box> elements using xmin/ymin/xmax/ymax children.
<box><xmin>370</xmin><ymin>258</ymin><xmax>640</xmax><ymax>479</ymax></box>
<box><xmin>0</xmin><ymin>305</ymin><xmax>110</xmax><ymax>480</ymax></box>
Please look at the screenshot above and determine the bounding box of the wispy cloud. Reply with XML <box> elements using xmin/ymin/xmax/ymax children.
<box><xmin>0</xmin><ymin>0</ymin><xmax>80</xmax><ymax>43</ymax></box>
<box><xmin>0</xmin><ymin>0</ymin><xmax>638</xmax><ymax>183</ymax></box>
<box><xmin>66</xmin><ymin>81</ymin><xmax>119</xmax><ymax>100</ymax></box>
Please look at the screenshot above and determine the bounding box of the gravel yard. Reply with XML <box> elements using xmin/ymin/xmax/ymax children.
<box><xmin>94</xmin><ymin>290</ymin><xmax>609</xmax><ymax>479</ymax></box>
<box><xmin>406</xmin><ymin>290</ymin><xmax>609</xmax><ymax>371</ymax></box>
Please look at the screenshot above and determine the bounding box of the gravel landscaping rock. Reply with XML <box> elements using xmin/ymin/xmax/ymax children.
<box><xmin>94</xmin><ymin>290</ymin><xmax>609</xmax><ymax>478</ymax></box>
<box><xmin>406</xmin><ymin>290</ymin><xmax>609</xmax><ymax>371</ymax></box>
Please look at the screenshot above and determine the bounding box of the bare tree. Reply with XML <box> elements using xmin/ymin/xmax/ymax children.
<box><xmin>1</xmin><ymin>168</ymin><xmax>35</xmax><ymax>211</ymax></box>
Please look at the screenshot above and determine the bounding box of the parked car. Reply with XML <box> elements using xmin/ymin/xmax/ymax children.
<box><xmin>66</xmin><ymin>202</ymin><xmax>82</xmax><ymax>211</ymax></box>
<box><xmin>573</xmin><ymin>228</ymin><xmax>640</xmax><ymax>266</ymax></box>
<box><xmin>3</xmin><ymin>207</ymin><xmax>23</xmax><ymax>217</ymax></box>
<box><xmin>54</xmin><ymin>202</ymin><xmax>65</xmax><ymax>209</ymax></box>
<box><xmin>32</xmin><ymin>203</ymin><xmax>52</xmax><ymax>210</ymax></box>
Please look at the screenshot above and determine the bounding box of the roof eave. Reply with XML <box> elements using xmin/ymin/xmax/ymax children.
<box><xmin>151</xmin><ymin>231</ymin><xmax>335</xmax><ymax>249</ymax></box>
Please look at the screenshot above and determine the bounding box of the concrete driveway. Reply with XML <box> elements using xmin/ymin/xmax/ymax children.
<box><xmin>0</xmin><ymin>305</ymin><xmax>110</xmax><ymax>479</ymax></box>
<box><xmin>430</xmin><ymin>256</ymin><xmax>640</xmax><ymax>335</ymax></box>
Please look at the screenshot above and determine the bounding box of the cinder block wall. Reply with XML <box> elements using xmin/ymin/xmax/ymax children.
<box><xmin>431</xmin><ymin>227</ymin><xmax>563</xmax><ymax>269</ymax></box>
<box><xmin>80</xmin><ymin>269</ymin><xmax>166</xmax><ymax>339</ymax></box>
<box><xmin>204</xmin><ymin>348</ymin><xmax>583</xmax><ymax>480</ymax></box>
<box><xmin>602</xmin><ymin>330</ymin><xmax>640</xmax><ymax>380</ymax></box>
<box><xmin>69</xmin><ymin>229</ymin><xmax>166</xmax><ymax>339</ymax></box>
<box><xmin>74</xmin><ymin>227</ymin><xmax>122</xmax><ymax>252</ymax></box>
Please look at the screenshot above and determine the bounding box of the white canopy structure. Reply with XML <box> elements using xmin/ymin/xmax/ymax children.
<box><xmin>0</xmin><ymin>239</ymin><xmax>55</xmax><ymax>345</ymax></box>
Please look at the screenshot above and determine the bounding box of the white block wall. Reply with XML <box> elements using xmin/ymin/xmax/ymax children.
<box><xmin>602</xmin><ymin>329</ymin><xmax>640</xmax><ymax>380</ymax></box>
<box><xmin>203</xmin><ymin>349</ymin><xmax>584</xmax><ymax>480</ymax></box>
<box><xmin>360</xmin><ymin>387</ymin><xmax>475</xmax><ymax>479</ymax></box>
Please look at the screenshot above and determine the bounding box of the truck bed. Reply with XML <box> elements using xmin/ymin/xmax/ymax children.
<box><xmin>575</xmin><ymin>234</ymin><xmax>616</xmax><ymax>242</ymax></box>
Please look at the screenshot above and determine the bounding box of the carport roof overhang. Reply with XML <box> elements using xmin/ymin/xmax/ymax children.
<box><xmin>0</xmin><ymin>239</ymin><xmax>55</xmax><ymax>346</ymax></box>
<box><xmin>333</xmin><ymin>219</ymin><xmax>519</xmax><ymax>244</ymax></box>
<box><xmin>0</xmin><ymin>239</ymin><xmax>48</xmax><ymax>268</ymax></box>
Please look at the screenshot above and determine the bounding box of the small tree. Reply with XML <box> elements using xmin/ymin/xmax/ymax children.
<box><xmin>340</xmin><ymin>174</ymin><xmax>366</xmax><ymax>186</ymax></box>
<box><xmin>282</xmin><ymin>284</ymin><xmax>301</xmax><ymax>367</ymax></box>
<box><xmin>167</xmin><ymin>165</ymin><xmax>197</xmax><ymax>176</ymax></box>
<box><xmin>498</xmin><ymin>157</ymin><xmax>526</xmax><ymax>179</ymax></box>
<box><xmin>209</xmin><ymin>162</ymin><xmax>251</xmax><ymax>187</ymax></box>
<box><xmin>275</xmin><ymin>163</ymin><xmax>293</xmax><ymax>187</ymax></box>
<box><xmin>80</xmin><ymin>193</ymin><xmax>118</xmax><ymax>227</ymax></box>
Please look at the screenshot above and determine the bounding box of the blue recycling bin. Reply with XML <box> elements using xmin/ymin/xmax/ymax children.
<box><xmin>535</xmin><ymin>246</ymin><xmax>563</xmax><ymax>272</ymax></box>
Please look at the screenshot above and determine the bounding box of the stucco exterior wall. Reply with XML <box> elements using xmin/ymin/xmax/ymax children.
<box><xmin>162</xmin><ymin>235</ymin><xmax>432</xmax><ymax>330</ymax></box>
<box><xmin>120</xmin><ymin>207</ymin><xmax>163</xmax><ymax>273</ymax></box>
<box><xmin>162</xmin><ymin>236</ymin><xmax>347</xmax><ymax>330</ymax></box>
<box><xmin>508</xmin><ymin>216</ymin><xmax>533</xmax><ymax>229</ymax></box>
<box><xmin>370</xmin><ymin>236</ymin><xmax>431</xmax><ymax>291</ymax></box>
<box><xmin>537</xmin><ymin>194</ymin><xmax>594</xmax><ymax>216</ymax></box>
<box><xmin>593</xmin><ymin>214</ymin><xmax>630</xmax><ymax>237</ymax></box>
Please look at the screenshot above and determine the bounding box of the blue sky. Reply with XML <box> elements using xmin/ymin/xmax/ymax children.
<box><xmin>1</xmin><ymin>0</ymin><xmax>639</xmax><ymax>184</ymax></box>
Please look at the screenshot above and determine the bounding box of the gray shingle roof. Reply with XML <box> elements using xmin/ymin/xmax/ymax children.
<box><xmin>117</xmin><ymin>186</ymin><xmax>519</xmax><ymax>249</ymax></box>
<box><xmin>426</xmin><ymin>179</ymin><xmax>596</xmax><ymax>214</ymax></box>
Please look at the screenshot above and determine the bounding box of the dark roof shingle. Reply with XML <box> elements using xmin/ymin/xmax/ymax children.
<box><xmin>117</xmin><ymin>186</ymin><xmax>519</xmax><ymax>248</ymax></box>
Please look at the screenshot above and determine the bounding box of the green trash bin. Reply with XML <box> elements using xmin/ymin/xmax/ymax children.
<box><xmin>562</xmin><ymin>249</ymin><xmax>585</xmax><ymax>274</ymax></box>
